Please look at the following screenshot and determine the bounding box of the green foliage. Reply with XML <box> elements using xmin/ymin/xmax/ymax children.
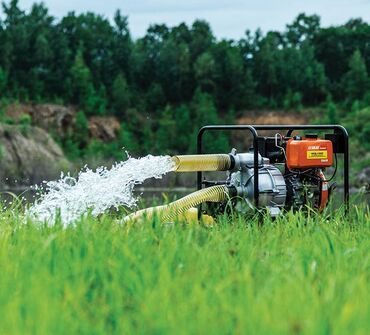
<box><xmin>83</xmin><ymin>126</ymin><xmax>139</xmax><ymax>160</ymax></box>
<box><xmin>74</xmin><ymin>111</ymin><xmax>89</xmax><ymax>148</ymax></box>
<box><xmin>118</xmin><ymin>125</ymin><xmax>139</xmax><ymax>154</ymax></box>
<box><xmin>0</xmin><ymin>144</ymin><xmax>4</xmax><ymax>161</ymax></box>
<box><xmin>283</xmin><ymin>90</ymin><xmax>303</xmax><ymax>111</ymax></box>
<box><xmin>241</xmin><ymin>69</ymin><xmax>257</xmax><ymax>109</ymax></box>
<box><xmin>191</xmin><ymin>90</ymin><xmax>229</xmax><ymax>153</ymax></box>
<box><xmin>112</xmin><ymin>73</ymin><xmax>130</xmax><ymax>117</ymax></box>
<box><xmin>85</xmin><ymin>85</ymin><xmax>107</xmax><ymax>116</ymax></box>
<box><xmin>63</xmin><ymin>134</ymin><xmax>81</xmax><ymax>160</ymax></box>
<box><xmin>174</xmin><ymin>105</ymin><xmax>192</xmax><ymax>153</ymax></box>
<box><xmin>69</xmin><ymin>46</ymin><xmax>94</xmax><ymax>106</ymax></box>
<box><xmin>253</xmin><ymin>34</ymin><xmax>278</xmax><ymax>100</ymax></box>
<box><xmin>156</xmin><ymin>105</ymin><xmax>177</xmax><ymax>153</ymax></box>
<box><xmin>343</xmin><ymin>107</ymin><xmax>370</xmax><ymax>151</ymax></box>
<box><xmin>19</xmin><ymin>113</ymin><xmax>31</xmax><ymax>125</ymax></box>
<box><xmin>194</xmin><ymin>52</ymin><xmax>216</xmax><ymax>93</ymax></box>
<box><xmin>327</xmin><ymin>99</ymin><xmax>338</xmax><ymax>124</ymax></box>
<box><xmin>0</xmin><ymin>207</ymin><xmax>370</xmax><ymax>333</ymax></box>
<box><xmin>155</xmin><ymin>104</ymin><xmax>193</xmax><ymax>154</ymax></box>
<box><xmin>0</xmin><ymin>67</ymin><xmax>7</xmax><ymax>95</ymax></box>
<box><xmin>342</xmin><ymin>50</ymin><xmax>369</xmax><ymax>103</ymax></box>
<box><xmin>1</xmin><ymin>2</ymin><xmax>370</xmax><ymax>158</ymax></box>
<box><xmin>84</xmin><ymin>139</ymin><xmax>109</xmax><ymax>160</ymax></box>
<box><xmin>286</xmin><ymin>13</ymin><xmax>321</xmax><ymax>45</ymax></box>
<box><xmin>18</xmin><ymin>113</ymin><xmax>32</xmax><ymax>135</ymax></box>
<box><xmin>145</xmin><ymin>83</ymin><xmax>166</xmax><ymax>112</ymax></box>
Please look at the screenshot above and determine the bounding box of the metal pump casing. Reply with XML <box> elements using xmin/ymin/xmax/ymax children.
<box><xmin>226</xmin><ymin>149</ymin><xmax>287</xmax><ymax>216</ymax></box>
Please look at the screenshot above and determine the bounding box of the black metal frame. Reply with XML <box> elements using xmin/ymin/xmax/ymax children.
<box><xmin>197</xmin><ymin>124</ymin><xmax>349</xmax><ymax>214</ymax></box>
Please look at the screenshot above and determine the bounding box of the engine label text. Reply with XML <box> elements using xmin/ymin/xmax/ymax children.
<box><xmin>306</xmin><ymin>150</ymin><xmax>328</xmax><ymax>159</ymax></box>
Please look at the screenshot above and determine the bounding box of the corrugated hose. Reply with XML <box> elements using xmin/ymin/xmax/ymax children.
<box><xmin>124</xmin><ymin>185</ymin><xmax>229</xmax><ymax>223</ymax></box>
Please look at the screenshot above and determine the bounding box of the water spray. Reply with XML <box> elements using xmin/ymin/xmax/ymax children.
<box><xmin>28</xmin><ymin>155</ymin><xmax>176</xmax><ymax>226</ymax></box>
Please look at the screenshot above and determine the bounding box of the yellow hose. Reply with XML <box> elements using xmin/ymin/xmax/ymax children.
<box><xmin>172</xmin><ymin>154</ymin><xmax>231</xmax><ymax>172</ymax></box>
<box><xmin>124</xmin><ymin>185</ymin><xmax>229</xmax><ymax>223</ymax></box>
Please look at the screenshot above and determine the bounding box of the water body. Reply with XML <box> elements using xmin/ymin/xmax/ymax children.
<box><xmin>1</xmin><ymin>176</ymin><xmax>368</xmax><ymax>225</ymax></box>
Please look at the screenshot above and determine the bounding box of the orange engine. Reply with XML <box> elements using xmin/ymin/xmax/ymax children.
<box><xmin>286</xmin><ymin>134</ymin><xmax>333</xmax><ymax>170</ymax></box>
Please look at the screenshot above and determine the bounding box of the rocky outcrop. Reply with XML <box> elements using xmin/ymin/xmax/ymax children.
<box><xmin>88</xmin><ymin>116</ymin><xmax>120</xmax><ymax>142</ymax></box>
<box><xmin>237</xmin><ymin>110</ymin><xmax>308</xmax><ymax>125</ymax></box>
<box><xmin>6</xmin><ymin>103</ymin><xmax>76</xmax><ymax>137</ymax></box>
<box><xmin>30</xmin><ymin>104</ymin><xmax>75</xmax><ymax>136</ymax></box>
<box><xmin>6</xmin><ymin>103</ymin><xmax>121</xmax><ymax>141</ymax></box>
<box><xmin>0</xmin><ymin>124</ymin><xmax>69</xmax><ymax>187</ymax></box>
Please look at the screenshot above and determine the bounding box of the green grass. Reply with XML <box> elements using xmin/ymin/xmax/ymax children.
<box><xmin>1</xmin><ymin>205</ymin><xmax>370</xmax><ymax>334</ymax></box>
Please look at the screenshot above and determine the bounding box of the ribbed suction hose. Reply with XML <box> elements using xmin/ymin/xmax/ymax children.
<box><xmin>172</xmin><ymin>154</ymin><xmax>232</xmax><ymax>172</ymax></box>
<box><xmin>124</xmin><ymin>185</ymin><xmax>229</xmax><ymax>223</ymax></box>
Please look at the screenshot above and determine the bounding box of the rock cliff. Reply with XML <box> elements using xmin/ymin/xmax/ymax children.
<box><xmin>0</xmin><ymin>124</ymin><xmax>69</xmax><ymax>188</ymax></box>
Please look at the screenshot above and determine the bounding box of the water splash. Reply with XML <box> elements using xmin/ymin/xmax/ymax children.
<box><xmin>28</xmin><ymin>155</ymin><xmax>175</xmax><ymax>226</ymax></box>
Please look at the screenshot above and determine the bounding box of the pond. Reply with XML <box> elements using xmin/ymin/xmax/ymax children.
<box><xmin>1</xmin><ymin>186</ymin><xmax>368</xmax><ymax>210</ymax></box>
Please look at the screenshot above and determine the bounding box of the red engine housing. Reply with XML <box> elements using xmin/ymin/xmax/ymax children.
<box><xmin>286</xmin><ymin>136</ymin><xmax>333</xmax><ymax>170</ymax></box>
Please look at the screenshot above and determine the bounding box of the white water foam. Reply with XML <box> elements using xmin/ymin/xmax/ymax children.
<box><xmin>28</xmin><ymin>155</ymin><xmax>175</xmax><ymax>226</ymax></box>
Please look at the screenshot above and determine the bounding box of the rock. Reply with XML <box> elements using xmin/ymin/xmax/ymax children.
<box><xmin>5</xmin><ymin>103</ymin><xmax>122</xmax><ymax>142</ymax></box>
<box><xmin>88</xmin><ymin>116</ymin><xmax>121</xmax><ymax>142</ymax></box>
<box><xmin>237</xmin><ymin>110</ymin><xmax>308</xmax><ymax>125</ymax></box>
<box><xmin>357</xmin><ymin>167</ymin><xmax>370</xmax><ymax>189</ymax></box>
<box><xmin>30</xmin><ymin>104</ymin><xmax>76</xmax><ymax>136</ymax></box>
<box><xmin>4</xmin><ymin>103</ymin><xmax>32</xmax><ymax>121</ymax></box>
<box><xmin>0</xmin><ymin>124</ymin><xmax>70</xmax><ymax>187</ymax></box>
<box><xmin>6</xmin><ymin>103</ymin><xmax>76</xmax><ymax>137</ymax></box>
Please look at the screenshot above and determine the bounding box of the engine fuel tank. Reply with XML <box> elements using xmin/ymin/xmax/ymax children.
<box><xmin>286</xmin><ymin>135</ymin><xmax>333</xmax><ymax>169</ymax></box>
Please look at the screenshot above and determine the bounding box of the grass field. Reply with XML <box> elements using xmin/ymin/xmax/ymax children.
<box><xmin>1</xmin><ymin>205</ymin><xmax>370</xmax><ymax>334</ymax></box>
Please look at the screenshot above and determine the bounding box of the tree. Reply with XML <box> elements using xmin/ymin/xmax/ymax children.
<box><xmin>278</xmin><ymin>44</ymin><xmax>327</xmax><ymax>105</ymax></box>
<box><xmin>286</xmin><ymin>13</ymin><xmax>321</xmax><ymax>46</ymax></box>
<box><xmin>112</xmin><ymin>73</ymin><xmax>130</xmax><ymax>118</ymax></box>
<box><xmin>174</xmin><ymin>105</ymin><xmax>192</xmax><ymax>153</ymax></box>
<box><xmin>73</xmin><ymin>111</ymin><xmax>89</xmax><ymax>149</ymax></box>
<box><xmin>2</xmin><ymin>3</ymin><xmax>370</xmax><ymax>160</ymax></box>
<box><xmin>253</xmin><ymin>34</ymin><xmax>279</xmax><ymax>102</ymax></box>
<box><xmin>327</xmin><ymin>99</ymin><xmax>338</xmax><ymax>124</ymax></box>
<box><xmin>194</xmin><ymin>52</ymin><xmax>216</xmax><ymax>93</ymax></box>
<box><xmin>191</xmin><ymin>90</ymin><xmax>229</xmax><ymax>153</ymax></box>
<box><xmin>241</xmin><ymin>69</ymin><xmax>257</xmax><ymax>109</ymax></box>
<box><xmin>0</xmin><ymin>68</ymin><xmax>8</xmax><ymax>95</ymax></box>
<box><xmin>190</xmin><ymin>20</ymin><xmax>214</xmax><ymax>62</ymax></box>
<box><xmin>156</xmin><ymin>106</ymin><xmax>176</xmax><ymax>153</ymax></box>
<box><xmin>212</xmin><ymin>41</ymin><xmax>245</xmax><ymax>110</ymax></box>
<box><xmin>25</xmin><ymin>3</ymin><xmax>53</xmax><ymax>98</ymax></box>
<box><xmin>68</xmin><ymin>45</ymin><xmax>97</xmax><ymax>113</ymax></box>
<box><xmin>145</xmin><ymin>83</ymin><xmax>165</xmax><ymax>113</ymax></box>
<box><xmin>85</xmin><ymin>85</ymin><xmax>107</xmax><ymax>116</ymax></box>
<box><xmin>118</xmin><ymin>124</ymin><xmax>138</xmax><ymax>154</ymax></box>
<box><xmin>343</xmin><ymin>49</ymin><xmax>369</xmax><ymax>102</ymax></box>
<box><xmin>156</xmin><ymin>32</ymin><xmax>191</xmax><ymax>103</ymax></box>
<box><xmin>1</xmin><ymin>0</ymin><xmax>28</xmax><ymax>96</ymax></box>
<box><xmin>112</xmin><ymin>10</ymin><xmax>132</xmax><ymax>78</ymax></box>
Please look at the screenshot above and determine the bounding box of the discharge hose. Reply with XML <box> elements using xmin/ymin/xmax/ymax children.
<box><xmin>172</xmin><ymin>154</ymin><xmax>232</xmax><ymax>172</ymax></box>
<box><xmin>124</xmin><ymin>185</ymin><xmax>230</xmax><ymax>223</ymax></box>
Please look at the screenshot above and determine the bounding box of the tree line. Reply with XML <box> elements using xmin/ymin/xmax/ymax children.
<box><xmin>0</xmin><ymin>0</ymin><xmax>369</xmax><ymax>157</ymax></box>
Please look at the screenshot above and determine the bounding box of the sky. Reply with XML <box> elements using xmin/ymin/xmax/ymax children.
<box><xmin>14</xmin><ymin>0</ymin><xmax>370</xmax><ymax>40</ymax></box>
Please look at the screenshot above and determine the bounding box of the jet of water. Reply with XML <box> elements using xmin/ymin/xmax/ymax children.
<box><xmin>28</xmin><ymin>155</ymin><xmax>175</xmax><ymax>226</ymax></box>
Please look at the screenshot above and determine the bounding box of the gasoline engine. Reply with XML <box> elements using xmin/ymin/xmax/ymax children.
<box><xmin>125</xmin><ymin>125</ymin><xmax>349</xmax><ymax>223</ymax></box>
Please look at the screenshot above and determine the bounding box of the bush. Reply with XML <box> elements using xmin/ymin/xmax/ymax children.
<box><xmin>19</xmin><ymin>113</ymin><xmax>31</xmax><ymax>125</ymax></box>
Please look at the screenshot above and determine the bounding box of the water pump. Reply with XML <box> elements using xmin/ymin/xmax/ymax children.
<box><xmin>125</xmin><ymin>124</ymin><xmax>349</xmax><ymax>223</ymax></box>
